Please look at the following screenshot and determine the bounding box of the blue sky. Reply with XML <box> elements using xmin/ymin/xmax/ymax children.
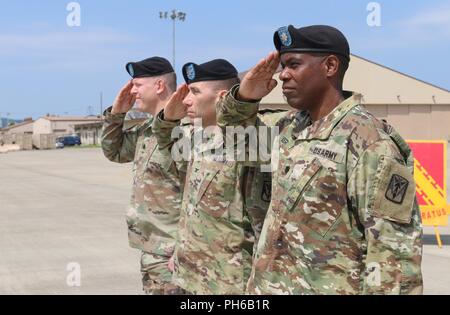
<box><xmin>0</xmin><ymin>0</ymin><xmax>449</xmax><ymax>119</ymax></box>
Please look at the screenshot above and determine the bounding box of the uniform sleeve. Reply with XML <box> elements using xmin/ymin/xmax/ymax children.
<box><xmin>347</xmin><ymin>140</ymin><xmax>423</xmax><ymax>295</ymax></box>
<box><xmin>216</xmin><ymin>85</ymin><xmax>288</xmax><ymax>167</ymax></box>
<box><xmin>151</xmin><ymin>109</ymin><xmax>189</xmax><ymax>175</ymax></box>
<box><xmin>216</xmin><ymin>84</ymin><xmax>260</xmax><ymax>128</ymax></box>
<box><xmin>100</xmin><ymin>106</ymin><xmax>138</xmax><ymax>163</ymax></box>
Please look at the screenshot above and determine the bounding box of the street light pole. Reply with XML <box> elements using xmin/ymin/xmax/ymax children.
<box><xmin>159</xmin><ymin>9</ymin><xmax>187</xmax><ymax>69</ymax></box>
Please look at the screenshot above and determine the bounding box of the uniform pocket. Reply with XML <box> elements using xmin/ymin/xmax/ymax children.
<box><xmin>290</xmin><ymin>159</ymin><xmax>345</xmax><ymax>238</ymax></box>
<box><xmin>196</xmin><ymin>161</ymin><xmax>236</xmax><ymax>219</ymax></box>
<box><xmin>279</xmin><ymin>158</ymin><xmax>323</xmax><ymax>211</ymax></box>
<box><xmin>147</xmin><ymin>144</ymin><xmax>174</xmax><ymax>172</ymax></box>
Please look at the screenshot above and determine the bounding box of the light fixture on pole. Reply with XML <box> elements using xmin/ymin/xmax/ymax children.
<box><xmin>159</xmin><ymin>9</ymin><xmax>187</xmax><ymax>68</ymax></box>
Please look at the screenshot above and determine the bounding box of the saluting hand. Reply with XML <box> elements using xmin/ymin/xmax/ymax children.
<box><xmin>111</xmin><ymin>81</ymin><xmax>136</xmax><ymax>114</ymax></box>
<box><xmin>237</xmin><ymin>51</ymin><xmax>280</xmax><ymax>102</ymax></box>
<box><xmin>164</xmin><ymin>84</ymin><xmax>189</xmax><ymax>121</ymax></box>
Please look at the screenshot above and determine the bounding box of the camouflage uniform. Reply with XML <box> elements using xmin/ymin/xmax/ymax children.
<box><xmin>101</xmin><ymin>107</ymin><xmax>185</xmax><ymax>294</ymax></box>
<box><xmin>152</xmin><ymin>111</ymin><xmax>273</xmax><ymax>295</ymax></box>
<box><xmin>217</xmin><ymin>86</ymin><xmax>423</xmax><ymax>295</ymax></box>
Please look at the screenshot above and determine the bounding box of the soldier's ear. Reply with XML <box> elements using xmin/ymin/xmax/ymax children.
<box><xmin>155</xmin><ymin>79</ymin><xmax>166</xmax><ymax>95</ymax></box>
<box><xmin>324</xmin><ymin>55</ymin><xmax>339</xmax><ymax>78</ymax></box>
<box><xmin>218</xmin><ymin>89</ymin><xmax>228</xmax><ymax>98</ymax></box>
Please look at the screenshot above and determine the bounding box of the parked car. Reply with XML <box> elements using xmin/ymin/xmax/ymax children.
<box><xmin>56</xmin><ymin>136</ymin><xmax>81</xmax><ymax>146</ymax></box>
<box><xmin>55</xmin><ymin>141</ymin><xmax>64</xmax><ymax>149</ymax></box>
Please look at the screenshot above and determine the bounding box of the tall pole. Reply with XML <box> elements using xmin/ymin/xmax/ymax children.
<box><xmin>159</xmin><ymin>10</ymin><xmax>186</xmax><ymax>69</ymax></box>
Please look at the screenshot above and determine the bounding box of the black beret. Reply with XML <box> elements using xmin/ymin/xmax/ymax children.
<box><xmin>274</xmin><ymin>25</ymin><xmax>350</xmax><ymax>61</ymax></box>
<box><xmin>125</xmin><ymin>56</ymin><xmax>174</xmax><ymax>78</ymax></box>
<box><xmin>182</xmin><ymin>59</ymin><xmax>238</xmax><ymax>84</ymax></box>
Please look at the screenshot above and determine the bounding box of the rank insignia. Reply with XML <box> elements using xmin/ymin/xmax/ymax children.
<box><xmin>127</xmin><ymin>63</ymin><xmax>134</xmax><ymax>77</ymax></box>
<box><xmin>277</xmin><ymin>26</ymin><xmax>292</xmax><ymax>47</ymax></box>
<box><xmin>186</xmin><ymin>63</ymin><xmax>196</xmax><ymax>81</ymax></box>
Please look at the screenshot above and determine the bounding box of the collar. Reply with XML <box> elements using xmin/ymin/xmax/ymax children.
<box><xmin>293</xmin><ymin>91</ymin><xmax>362</xmax><ymax>141</ymax></box>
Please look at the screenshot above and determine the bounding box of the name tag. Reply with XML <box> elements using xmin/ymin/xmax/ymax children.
<box><xmin>309</xmin><ymin>145</ymin><xmax>344</xmax><ymax>163</ymax></box>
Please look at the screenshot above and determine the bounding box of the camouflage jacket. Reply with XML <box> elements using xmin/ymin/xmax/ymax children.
<box><xmin>100</xmin><ymin>107</ymin><xmax>184</xmax><ymax>257</ymax></box>
<box><xmin>152</xmin><ymin>111</ymin><xmax>272</xmax><ymax>295</ymax></box>
<box><xmin>216</xmin><ymin>86</ymin><xmax>423</xmax><ymax>295</ymax></box>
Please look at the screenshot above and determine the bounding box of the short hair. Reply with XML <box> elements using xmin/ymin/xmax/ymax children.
<box><xmin>310</xmin><ymin>52</ymin><xmax>348</xmax><ymax>84</ymax></box>
<box><xmin>210</xmin><ymin>77</ymin><xmax>241</xmax><ymax>92</ymax></box>
<box><xmin>156</xmin><ymin>72</ymin><xmax>177</xmax><ymax>93</ymax></box>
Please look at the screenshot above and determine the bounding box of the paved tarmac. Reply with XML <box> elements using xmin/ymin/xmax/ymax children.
<box><xmin>0</xmin><ymin>148</ymin><xmax>449</xmax><ymax>294</ymax></box>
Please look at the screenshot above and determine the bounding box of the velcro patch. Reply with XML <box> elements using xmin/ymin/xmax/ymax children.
<box><xmin>370</xmin><ymin>155</ymin><xmax>415</xmax><ymax>224</ymax></box>
<box><xmin>385</xmin><ymin>174</ymin><xmax>409</xmax><ymax>204</ymax></box>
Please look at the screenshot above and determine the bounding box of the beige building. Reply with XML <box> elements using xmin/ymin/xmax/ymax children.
<box><xmin>258</xmin><ymin>54</ymin><xmax>450</xmax><ymax>140</ymax></box>
<box><xmin>1</xmin><ymin>118</ymin><xmax>34</xmax><ymax>135</ymax></box>
<box><xmin>33</xmin><ymin>115</ymin><xmax>102</xmax><ymax>136</ymax></box>
<box><xmin>0</xmin><ymin>118</ymin><xmax>34</xmax><ymax>150</ymax></box>
<box><xmin>74</xmin><ymin>122</ymin><xmax>102</xmax><ymax>145</ymax></box>
<box><xmin>32</xmin><ymin>115</ymin><xmax>102</xmax><ymax>149</ymax></box>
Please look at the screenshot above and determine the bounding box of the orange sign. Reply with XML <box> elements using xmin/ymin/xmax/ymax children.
<box><xmin>407</xmin><ymin>140</ymin><xmax>449</xmax><ymax>226</ymax></box>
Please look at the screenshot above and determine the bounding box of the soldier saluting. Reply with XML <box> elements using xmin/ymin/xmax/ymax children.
<box><xmin>217</xmin><ymin>25</ymin><xmax>423</xmax><ymax>294</ymax></box>
<box><xmin>152</xmin><ymin>59</ymin><xmax>275</xmax><ymax>294</ymax></box>
<box><xmin>101</xmin><ymin>57</ymin><xmax>184</xmax><ymax>294</ymax></box>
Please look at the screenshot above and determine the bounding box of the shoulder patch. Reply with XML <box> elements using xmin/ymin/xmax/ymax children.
<box><xmin>370</xmin><ymin>155</ymin><xmax>416</xmax><ymax>224</ymax></box>
<box><xmin>385</xmin><ymin>174</ymin><xmax>409</xmax><ymax>204</ymax></box>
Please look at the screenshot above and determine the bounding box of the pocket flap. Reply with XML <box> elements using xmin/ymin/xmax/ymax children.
<box><xmin>282</xmin><ymin>158</ymin><xmax>323</xmax><ymax>211</ymax></box>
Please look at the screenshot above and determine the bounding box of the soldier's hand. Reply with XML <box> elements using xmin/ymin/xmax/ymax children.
<box><xmin>168</xmin><ymin>255</ymin><xmax>175</xmax><ymax>272</ymax></box>
<box><xmin>164</xmin><ymin>84</ymin><xmax>189</xmax><ymax>121</ymax></box>
<box><xmin>111</xmin><ymin>81</ymin><xmax>136</xmax><ymax>114</ymax></box>
<box><xmin>237</xmin><ymin>51</ymin><xmax>280</xmax><ymax>102</ymax></box>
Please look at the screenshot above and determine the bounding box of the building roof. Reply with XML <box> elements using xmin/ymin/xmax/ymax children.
<box><xmin>0</xmin><ymin>119</ymin><xmax>34</xmax><ymax>131</ymax></box>
<box><xmin>246</xmin><ymin>54</ymin><xmax>450</xmax><ymax>106</ymax></box>
<box><xmin>39</xmin><ymin>115</ymin><xmax>103</xmax><ymax>122</ymax></box>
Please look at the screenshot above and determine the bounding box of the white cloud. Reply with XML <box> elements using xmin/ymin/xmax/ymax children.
<box><xmin>399</xmin><ymin>6</ymin><xmax>450</xmax><ymax>28</ymax></box>
<box><xmin>395</xmin><ymin>4</ymin><xmax>450</xmax><ymax>41</ymax></box>
<box><xmin>353</xmin><ymin>4</ymin><xmax>450</xmax><ymax>53</ymax></box>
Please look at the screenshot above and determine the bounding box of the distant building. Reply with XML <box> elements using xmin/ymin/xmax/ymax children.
<box><xmin>32</xmin><ymin>115</ymin><xmax>102</xmax><ymax>149</ymax></box>
<box><xmin>0</xmin><ymin>118</ymin><xmax>33</xmax><ymax>150</ymax></box>
<box><xmin>74</xmin><ymin>122</ymin><xmax>103</xmax><ymax>145</ymax></box>
<box><xmin>1</xmin><ymin>118</ymin><xmax>34</xmax><ymax>135</ymax></box>
<box><xmin>0</xmin><ymin>118</ymin><xmax>22</xmax><ymax>129</ymax></box>
<box><xmin>33</xmin><ymin>115</ymin><xmax>102</xmax><ymax>136</ymax></box>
